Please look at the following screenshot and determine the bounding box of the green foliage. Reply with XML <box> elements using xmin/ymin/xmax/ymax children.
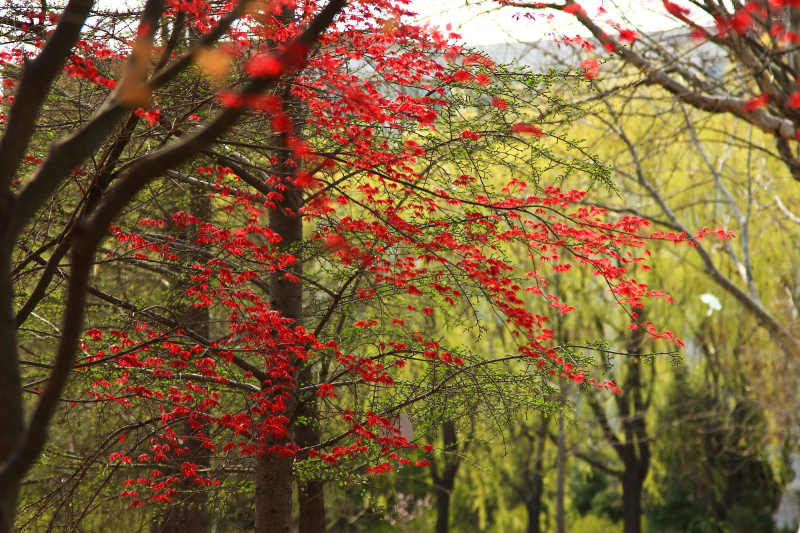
<box><xmin>646</xmin><ymin>374</ymin><xmax>786</xmax><ymax>533</ymax></box>
<box><xmin>569</xmin><ymin>513</ymin><xmax>624</xmax><ymax>533</ymax></box>
<box><xmin>571</xmin><ymin>469</ymin><xmax>623</xmax><ymax>523</ymax></box>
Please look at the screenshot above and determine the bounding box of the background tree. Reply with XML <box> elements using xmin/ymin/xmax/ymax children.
<box><xmin>506</xmin><ymin>0</ymin><xmax>800</xmax><ymax>179</ymax></box>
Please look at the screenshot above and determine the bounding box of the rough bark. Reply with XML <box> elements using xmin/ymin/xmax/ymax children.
<box><xmin>616</xmin><ymin>356</ymin><xmax>649</xmax><ymax>533</ymax></box>
<box><xmin>270</xmin><ymin>7</ymin><xmax>327</xmax><ymax>525</ymax></box>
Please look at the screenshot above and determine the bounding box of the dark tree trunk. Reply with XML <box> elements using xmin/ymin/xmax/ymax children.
<box><xmin>255</xmin><ymin>452</ymin><xmax>295</xmax><ymax>533</ymax></box>
<box><xmin>616</xmin><ymin>320</ymin><xmax>650</xmax><ymax>533</ymax></box>
<box><xmin>435</xmin><ymin>482</ymin><xmax>453</xmax><ymax>533</ymax></box>
<box><xmin>621</xmin><ymin>472</ymin><xmax>645</xmax><ymax>533</ymax></box>
<box><xmin>256</xmin><ymin>123</ymin><xmax>303</xmax><ymax>533</ymax></box>
<box><xmin>254</xmin><ymin>2</ymin><xmax>309</xmax><ymax>526</ymax></box>
<box><xmin>526</xmin><ymin>414</ymin><xmax>548</xmax><ymax>533</ymax></box>
<box><xmin>555</xmin><ymin>392</ymin><xmax>566</xmax><ymax>533</ymax></box>
<box><xmin>525</xmin><ymin>479</ymin><xmax>543</xmax><ymax>533</ymax></box>
<box><xmin>255</xmin><ymin>211</ymin><xmax>301</xmax><ymax>532</ymax></box>
<box><xmin>297</xmin><ymin>367</ymin><xmax>325</xmax><ymax>532</ymax></box>
<box><xmin>297</xmin><ymin>473</ymin><xmax>325</xmax><ymax>533</ymax></box>
<box><xmin>432</xmin><ymin>420</ymin><xmax>460</xmax><ymax>533</ymax></box>
<box><xmin>0</xmin><ymin>248</ymin><xmax>22</xmax><ymax>533</ymax></box>
<box><xmin>0</xmin><ymin>0</ymin><xmax>97</xmax><ymax>526</ymax></box>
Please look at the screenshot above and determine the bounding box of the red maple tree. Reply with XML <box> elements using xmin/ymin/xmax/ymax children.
<box><xmin>0</xmin><ymin>0</ymin><xmax>698</xmax><ymax>531</ymax></box>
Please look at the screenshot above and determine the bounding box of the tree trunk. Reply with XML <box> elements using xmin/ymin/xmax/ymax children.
<box><xmin>526</xmin><ymin>482</ymin><xmax>543</xmax><ymax>533</ymax></box>
<box><xmin>297</xmin><ymin>365</ymin><xmax>325</xmax><ymax>532</ymax></box>
<box><xmin>297</xmin><ymin>472</ymin><xmax>325</xmax><ymax>533</ymax></box>
<box><xmin>621</xmin><ymin>473</ymin><xmax>644</xmax><ymax>533</ymax></box>
<box><xmin>255</xmin><ymin>451</ymin><xmax>295</xmax><ymax>533</ymax></box>
<box><xmin>555</xmin><ymin>389</ymin><xmax>566</xmax><ymax>533</ymax></box>
<box><xmin>435</xmin><ymin>475</ymin><xmax>454</xmax><ymax>533</ymax></box>
<box><xmin>0</xmin><ymin>249</ymin><xmax>22</xmax><ymax>533</ymax></box>
<box><xmin>617</xmin><ymin>322</ymin><xmax>649</xmax><ymax>533</ymax></box>
<box><xmin>0</xmin><ymin>0</ymin><xmax>99</xmax><ymax>520</ymax></box>
<box><xmin>256</xmin><ymin>149</ymin><xmax>303</xmax><ymax>533</ymax></box>
<box><xmin>524</xmin><ymin>412</ymin><xmax>548</xmax><ymax>533</ymax></box>
<box><xmin>432</xmin><ymin>420</ymin><xmax>459</xmax><ymax>533</ymax></box>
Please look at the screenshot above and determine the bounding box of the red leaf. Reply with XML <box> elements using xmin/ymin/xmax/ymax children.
<box><xmin>663</xmin><ymin>0</ymin><xmax>691</xmax><ymax>17</ymax></box>
<box><xmin>730</xmin><ymin>9</ymin><xmax>753</xmax><ymax>34</ymax></box>
<box><xmin>618</xmin><ymin>29</ymin><xmax>639</xmax><ymax>43</ymax></box>
<box><xmin>491</xmin><ymin>97</ymin><xmax>508</xmax><ymax>110</ymax></box>
<box><xmin>293</xmin><ymin>172</ymin><xmax>321</xmax><ymax>189</ymax></box>
<box><xmin>245</xmin><ymin>54</ymin><xmax>283</xmax><ymax>78</ymax></box>
<box><xmin>581</xmin><ymin>59</ymin><xmax>600</xmax><ymax>79</ymax></box>
<box><xmin>744</xmin><ymin>94</ymin><xmax>768</xmax><ymax>111</ymax></box>
<box><xmin>563</xmin><ymin>3</ymin><xmax>585</xmax><ymax>15</ymax></box>
<box><xmin>474</xmin><ymin>73</ymin><xmax>491</xmax><ymax>85</ymax></box>
<box><xmin>453</xmin><ymin>69</ymin><xmax>472</xmax><ymax>82</ymax></box>
<box><xmin>512</xmin><ymin>123</ymin><xmax>544</xmax><ymax>137</ymax></box>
